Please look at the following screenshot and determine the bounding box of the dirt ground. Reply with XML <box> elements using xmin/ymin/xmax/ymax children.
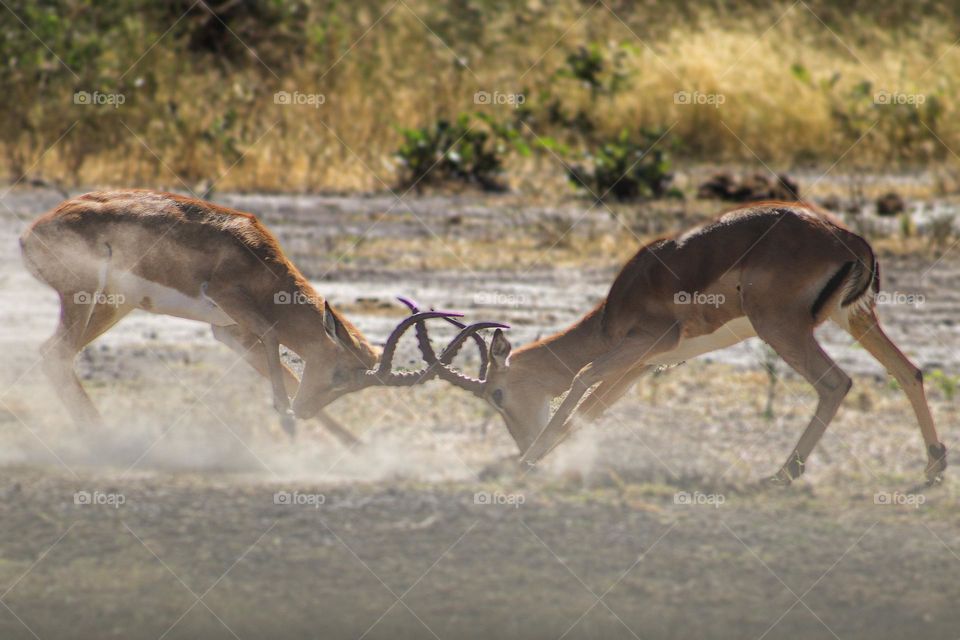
<box><xmin>1</xmin><ymin>187</ymin><xmax>958</xmax><ymax>640</ymax></box>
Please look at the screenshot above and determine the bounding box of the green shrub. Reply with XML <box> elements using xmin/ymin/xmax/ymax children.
<box><xmin>558</xmin><ymin>43</ymin><xmax>633</xmax><ymax>100</ymax></box>
<box><xmin>790</xmin><ymin>64</ymin><xmax>948</xmax><ymax>165</ymax></box>
<box><xmin>930</xmin><ymin>369</ymin><xmax>959</xmax><ymax>401</ymax></box>
<box><xmin>394</xmin><ymin>113</ymin><xmax>530</xmax><ymax>191</ymax></box>
<box><xmin>568</xmin><ymin>129</ymin><xmax>674</xmax><ymax>201</ymax></box>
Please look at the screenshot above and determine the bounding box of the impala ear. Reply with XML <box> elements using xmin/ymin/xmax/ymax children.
<box><xmin>322</xmin><ymin>301</ymin><xmax>339</xmax><ymax>341</ymax></box>
<box><xmin>489</xmin><ymin>328</ymin><xmax>512</xmax><ymax>369</ymax></box>
<box><xmin>323</xmin><ymin>301</ymin><xmax>361</xmax><ymax>350</ymax></box>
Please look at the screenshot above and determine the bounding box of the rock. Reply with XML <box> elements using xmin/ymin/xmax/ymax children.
<box><xmin>696</xmin><ymin>172</ymin><xmax>736</xmax><ymax>200</ymax></box>
<box><xmin>772</xmin><ymin>174</ymin><xmax>800</xmax><ymax>200</ymax></box>
<box><xmin>733</xmin><ymin>173</ymin><xmax>771</xmax><ymax>201</ymax></box>
<box><xmin>818</xmin><ymin>194</ymin><xmax>842</xmax><ymax>211</ymax></box>
<box><xmin>876</xmin><ymin>192</ymin><xmax>905</xmax><ymax>216</ymax></box>
<box><xmin>696</xmin><ymin>172</ymin><xmax>800</xmax><ymax>202</ymax></box>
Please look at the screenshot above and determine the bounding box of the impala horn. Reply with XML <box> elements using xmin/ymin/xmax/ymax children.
<box><xmin>349</xmin><ymin>308</ymin><xmax>464</xmax><ymax>390</ymax></box>
<box><xmin>434</xmin><ymin>323</ymin><xmax>510</xmax><ymax>396</ymax></box>
<box><xmin>397</xmin><ymin>296</ymin><xmax>497</xmax><ymax>379</ymax></box>
<box><xmin>396</xmin><ymin>297</ymin><xmax>509</xmax><ymax>397</ymax></box>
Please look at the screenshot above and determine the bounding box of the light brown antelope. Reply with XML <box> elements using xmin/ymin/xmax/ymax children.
<box><xmin>432</xmin><ymin>202</ymin><xmax>947</xmax><ymax>485</ymax></box>
<box><xmin>19</xmin><ymin>189</ymin><xmax>469</xmax><ymax>443</ymax></box>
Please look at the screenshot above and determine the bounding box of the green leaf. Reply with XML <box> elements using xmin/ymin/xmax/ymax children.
<box><xmin>790</xmin><ymin>63</ymin><xmax>811</xmax><ymax>85</ymax></box>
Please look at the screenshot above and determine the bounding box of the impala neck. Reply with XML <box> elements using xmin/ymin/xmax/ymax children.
<box><xmin>510</xmin><ymin>303</ymin><xmax>610</xmax><ymax>397</ymax></box>
<box><xmin>280</xmin><ymin>294</ymin><xmax>327</xmax><ymax>354</ymax></box>
<box><xmin>278</xmin><ymin>276</ymin><xmax>377</xmax><ymax>367</ymax></box>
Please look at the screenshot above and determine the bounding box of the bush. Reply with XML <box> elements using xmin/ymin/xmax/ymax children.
<box><xmin>394</xmin><ymin>113</ymin><xmax>529</xmax><ymax>192</ymax></box>
<box><xmin>558</xmin><ymin>43</ymin><xmax>633</xmax><ymax>100</ymax></box>
<box><xmin>7</xmin><ymin>1</ymin><xmax>960</xmax><ymax>192</ymax></box>
<box><xmin>568</xmin><ymin>129</ymin><xmax>674</xmax><ymax>201</ymax></box>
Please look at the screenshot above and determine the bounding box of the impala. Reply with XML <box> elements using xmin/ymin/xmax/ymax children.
<box><xmin>432</xmin><ymin>201</ymin><xmax>947</xmax><ymax>485</ymax></box>
<box><xmin>20</xmin><ymin>189</ymin><xmax>469</xmax><ymax>443</ymax></box>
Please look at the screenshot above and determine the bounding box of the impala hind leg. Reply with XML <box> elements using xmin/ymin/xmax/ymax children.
<box><xmin>211</xmin><ymin>324</ymin><xmax>359</xmax><ymax>445</ymax></box>
<box><xmin>845</xmin><ymin>309</ymin><xmax>946</xmax><ymax>483</ymax></box>
<box><xmin>751</xmin><ymin>317</ymin><xmax>852</xmax><ymax>484</ymax></box>
<box><xmin>41</xmin><ymin>295</ymin><xmax>131</xmax><ymax>428</ymax></box>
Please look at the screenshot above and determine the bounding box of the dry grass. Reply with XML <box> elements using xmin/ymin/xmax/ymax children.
<box><xmin>5</xmin><ymin>1</ymin><xmax>960</xmax><ymax>193</ymax></box>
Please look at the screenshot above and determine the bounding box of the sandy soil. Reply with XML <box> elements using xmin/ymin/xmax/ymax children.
<box><xmin>0</xmin><ymin>188</ymin><xmax>958</xmax><ymax>640</ymax></box>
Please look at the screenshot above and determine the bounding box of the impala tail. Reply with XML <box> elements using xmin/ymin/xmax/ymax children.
<box><xmin>19</xmin><ymin>227</ymin><xmax>47</xmax><ymax>284</ymax></box>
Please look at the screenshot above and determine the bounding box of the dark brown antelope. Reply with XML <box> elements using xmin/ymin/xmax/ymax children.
<box><xmin>19</xmin><ymin>189</ymin><xmax>469</xmax><ymax>443</ymax></box>
<box><xmin>431</xmin><ymin>201</ymin><xmax>947</xmax><ymax>485</ymax></box>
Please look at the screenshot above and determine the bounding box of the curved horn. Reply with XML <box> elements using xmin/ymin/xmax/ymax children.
<box><xmin>396</xmin><ymin>296</ymin><xmax>442</xmax><ymax>366</ymax></box>
<box><xmin>397</xmin><ymin>296</ymin><xmax>495</xmax><ymax>378</ymax></box>
<box><xmin>432</xmin><ymin>322</ymin><xmax>510</xmax><ymax>397</ymax></box>
<box><xmin>433</xmin><ymin>362</ymin><xmax>486</xmax><ymax>397</ymax></box>
<box><xmin>376</xmin><ymin>310</ymin><xmax>462</xmax><ymax>377</ymax></box>
<box><xmin>323</xmin><ymin>308</ymin><xmax>467</xmax><ymax>405</ymax></box>
<box><xmin>438</xmin><ymin>322</ymin><xmax>510</xmax><ymax>363</ymax></box>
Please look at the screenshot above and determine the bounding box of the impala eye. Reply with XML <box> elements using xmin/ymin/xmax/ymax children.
<box><xmin>491</xmin><ymin>389</ymin><xmax>504</xmax><ymax>407</ymax></box>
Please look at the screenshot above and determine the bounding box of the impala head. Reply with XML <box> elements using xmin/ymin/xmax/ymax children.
<box><xmin>291</xmin><ymin>302</ymin><xmax>463</xmax><ymax>419</ymax></box>
<box><xmin>479</xmin><ymin>330</ymin><xmax>555</xmax><ymax>452</ymax></box>
<box><xmin>431</xmin><ymin>328</ymin><xmax>552</xmax><ymax>454</ymax></box>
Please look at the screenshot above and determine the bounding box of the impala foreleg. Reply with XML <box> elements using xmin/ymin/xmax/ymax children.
<box><xmin>212</xmin><ymin>312</ymin><xmax>363</xmax><ymax>446</ymax></box>
<box><xmin>520</xmin><ymin>363</ymin><xmax>603</xmax><ymax>466</ymax></box>
<box><xmin>521</xmin><ymin>328</ymin><xmax>679</xmax><ymax>465</ymax></box>
<box><xmin>575</xmin><ymin>364</ymin><xmax>652</xmax><ymax>421</ymax></box>
<box><xmin>211</xmin><ymin>324</ymin><xmax>300</xmax><ymax>395</ymax></box>
<box><xmin>205</xmin><ymin>286</ymin><xmax>295</xmax><ymax>436</ymax></box>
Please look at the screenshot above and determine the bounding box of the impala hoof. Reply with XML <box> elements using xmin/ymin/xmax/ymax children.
<box><xmin>766</xmin><ymin>469</ymin><xmax>793</xmax><ymax>487</ymax></box>
<box><xmin>767</xmin><ymin>451</ymin><xmax>805</xmax><ymax>486</ymax></box>
<box><xmin>925</xmin><ymin>443</ymin><xmax>947</xmax><ymax>484</ymax></box>
<box><xmin>479</xmin><ymin>455</ymin><xmax>525</xmax><ymax>480</ymax></box>
<box><xmin>280</xmin><ymin>411</ymin><xmax>296</xmax><ymax>438</ymax></box>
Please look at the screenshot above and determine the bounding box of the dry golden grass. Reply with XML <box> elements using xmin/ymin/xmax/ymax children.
<box><xmin>5</xmin><ymin>1</ymin><xmax>960</xmax><ymax>192</ymax></box>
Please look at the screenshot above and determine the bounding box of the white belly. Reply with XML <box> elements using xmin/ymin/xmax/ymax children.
<box><xmin>114</xmin><ymin>273</ymin><xmax>235</xmax><ymax>326</ymax></box>
<box><xmin>648</xmin><ymin>316</ymin><xmax>757</xmax><ymax>365</ymax></box>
